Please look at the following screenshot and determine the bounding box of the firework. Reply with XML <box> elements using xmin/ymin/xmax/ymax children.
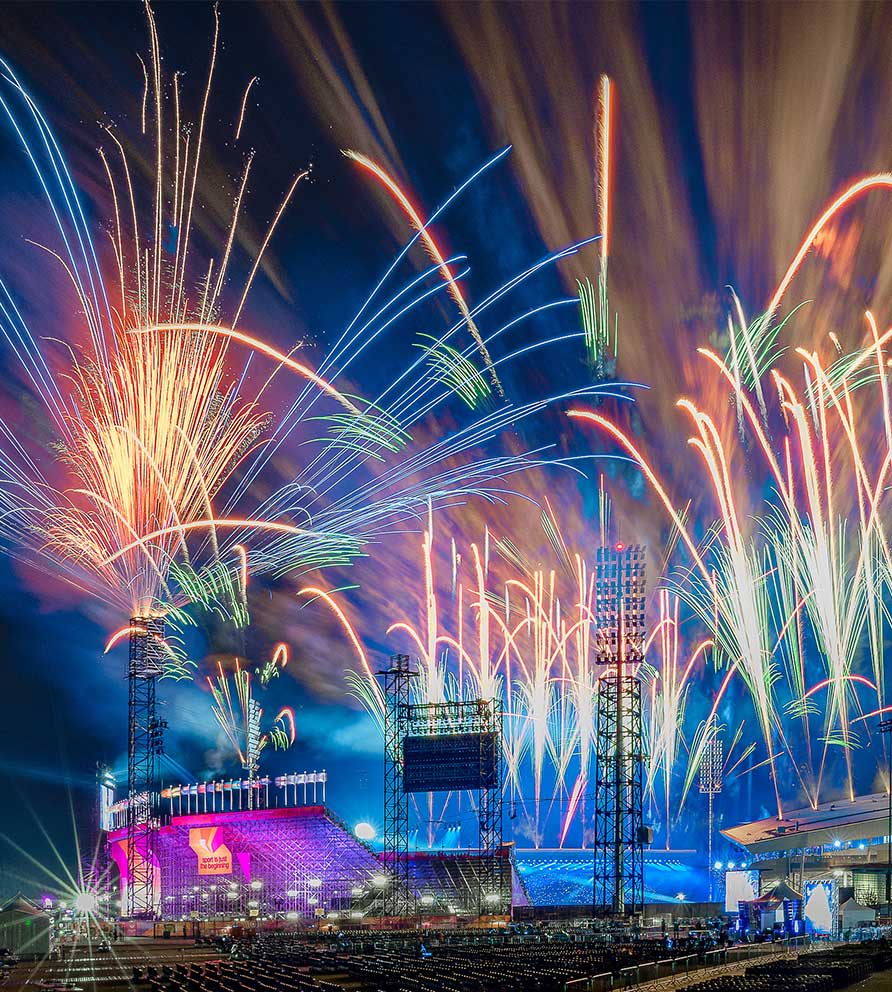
<box><xmin>0</xmin><ymin>8</ymin><xmax>626</xmax><ymax>665</ymax></box>
<box><xmin>578</xmin><ymin>74</ymin><xmax>618</xmax><ymax>371</ymax></box>
<box><xmin>304</xmin><ymin>495</ymin><xmax>716</xmax><ymax>850</ymax></box>
<box><xmin>570</xmin><ymin>261</ymin><xmax>892</xmax><ymax>813</ymax></box>
<box><xmin>207</xmin><ymin>651</ymin><xmax>297</xmax><ymax>782</ymax></box>
<box><xmin>0</xmin><ymin>15</ymin><xmax>325</xmax><ymax>642</ymax></box>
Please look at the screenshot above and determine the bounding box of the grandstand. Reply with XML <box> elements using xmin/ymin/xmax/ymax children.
<box><xmin>107</xmin><ymin>805</ymin><xmax>523</xmax><ymax>921</ymax></box>
<box><xmin>405</xmin><ymin>850</ymin><xmax>529</xmax><ymax>915</ymax></box>
<box><xmin>108</xmin><ymin>806</ymin><xmax>381</xmax><ymax>921</ymax></box>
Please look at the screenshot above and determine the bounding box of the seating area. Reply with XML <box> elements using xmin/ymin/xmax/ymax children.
<box><xmin>150</xmin><ymin>806</ymin><xmax>382</xmax><ymax>921</ymax></box>
<box><xmin>142</xmin><ymin>958</ymin><xmax>343</xmax><ymax>992</ymax></box>
<box><xmin>142</xmin><ymin>931</ymin><xmax>679</xmax><ymax>992</ymax></box>
<box><xmin>408</xmin><ymin>854</ymin><xmax>516</xmax><ymax>914</ymax></box>
<box><xmin>3</xmin><ymin>942</ymin><xmax>220</xmax><ymax>992</ymax></box>
<box><xmin>685</xmin><ymin>941</ymin><xmax>892</xmax><ymax>992</ymax></box>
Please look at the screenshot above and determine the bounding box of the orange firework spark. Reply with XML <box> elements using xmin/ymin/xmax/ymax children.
<box><xmin>596</xmin><ymin>73</ymin><xmax>614</xmax><ymax>263</ymax></box>
<box><xmin>344</xmin><ymin>149</ymin><xmax>504</xmax><ymax>397</ymax></box>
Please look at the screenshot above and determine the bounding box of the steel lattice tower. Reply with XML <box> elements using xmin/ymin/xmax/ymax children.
<box><xmin>593</xmin><ymin>544</ymin><xmax>647</xmax><ymax>917</ymax></box>
<box><xmin>699</xmin><ymin>717</ymin><xmax>723</xmax><ymax>902</ymax></box>
<box><xmin>246</xmin><ymin>698</ymin><xmax>262</xmax><ymax>810</ymax></box>
<box><xmin>477</xmin><ymin>697</ymin><xmax>507</xmax><ymax>915</ymax></box>
<box><xmin>126</xmin><ymin>616</ymin><xmax>167</xmax><ymax>919</ymax></box>
<box><xmin>376</xmin><ymin>654</ymin><xmax>416</xmax><ymax>917</ymax></box>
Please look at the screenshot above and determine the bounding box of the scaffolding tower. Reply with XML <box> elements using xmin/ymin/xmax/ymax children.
<box><xmin>403</xmin><ymin>698</ymin><xmax>507</xmax><ymax>915</ymax></box>
<box><xmin>126</xmin><ymin>616</ymin><xmax>167</xmax><ymax>919</ymax></box>
<box><xmin>593</xmin><ymin>544</ymin><xmax>648</xmax><ymax>917</ymax></box>
<box><xmin>475</xmin><ymin>698</ymin><xmax>506</xmax><ymax>915</ymax></box>
<box><xmin>376</xmin><ymin>654</ymin><xmax>417</xmax><ymax>917</ymax></box>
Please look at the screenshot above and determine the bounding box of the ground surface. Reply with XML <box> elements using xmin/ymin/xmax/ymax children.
<box><xmin>0</xmin><ymin>940</ymin><xmax>220</xmax><ymax>992</ymax></box>
<box><xmin>3</xmin><ymin>940</ymin><xmax>891</xmax><ymax>992</ymax></box>
<box><xmin>849</xmin><ymin>969</ymin><xmax>892</xmax><ymax>992</ymax></box>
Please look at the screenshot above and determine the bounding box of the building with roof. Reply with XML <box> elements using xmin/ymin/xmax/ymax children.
<box><xmin>0</xmin><ymin>893</ymin><xmax>52</xmax><ymax>958</ymax></box>
<box><xmin>721</xmin><ymin>791</ymin><xmax>892</xmax><ymax>908</ymax></box>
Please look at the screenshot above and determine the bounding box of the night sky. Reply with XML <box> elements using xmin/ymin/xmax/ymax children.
<box><xmin>1</xmin><ymin>1</ymin><xmax>892</xmax><ymax>899</ymax></box>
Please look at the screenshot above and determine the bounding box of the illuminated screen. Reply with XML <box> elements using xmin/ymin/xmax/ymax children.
<box><xmin>99</xmin><ymin>784</ymin><xmax>115</xmax><ymax>832</ymax></box>
<box><xmin>402</xmin><ymin>732</ymin><xmax>499</xmax><ymax>793</ymax></box>
<box><xmin>804</xmin><ymin>879</ymin><xmax>836</xmax><ymax>934</ymax></box>
<box><xmin>724</xmin><ymin>869</ymin><xmax>759</xmax><ymax>912</ymax></box>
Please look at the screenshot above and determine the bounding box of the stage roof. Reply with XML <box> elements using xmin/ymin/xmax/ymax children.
<box><xmin>722</xmin><ymin>791</ymin><xmax>891</xmax><ymax>853</ymax></box>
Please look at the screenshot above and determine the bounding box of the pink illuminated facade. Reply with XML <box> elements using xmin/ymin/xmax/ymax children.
<box><xmin>108</xmin><ymin>805</ymin><xmax>381</xmax><ymax>920</ymax></box>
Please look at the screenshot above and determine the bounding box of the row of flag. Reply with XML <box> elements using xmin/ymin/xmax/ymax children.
<box><xmin>160</xmin><ymin>771</ymin><xmax>327</xmax><ymax>800</ymax></box>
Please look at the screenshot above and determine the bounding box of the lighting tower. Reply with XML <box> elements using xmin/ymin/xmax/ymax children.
<box><xmin>376</xmin><ymin>654</ymin><xmax>417</xmax><ymax>917</ymax></box>
<box><xmin>126</xmin><ymin>616</ymin><xmax>167</xmax><ymax>918</ymax></box>
<box><xmin>698</xmin><ymin>718</ymin><xmax>723</xmax><ymax>902</ymax></box>
<box><xmin>880</xmin><ymin>718</ymin><xmax>892</xmax><ymax>919</ymax></box>
<box><xmin>593</xmin><ymin>543</ymin><xmax>647</xmax><ymax>917</ymax></box>
<box><xmin>245</xmin><ymin>697</ymin><xmax>262</xmax><ymax>810</ymax></box>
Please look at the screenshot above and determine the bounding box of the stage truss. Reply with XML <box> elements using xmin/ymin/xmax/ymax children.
<box><xmin>593</xmin><ymin>544</ymin><xmax>647</xmax><ymax>917</ymax></box>
<box><xmin>378</xmin><ymin>655</ymin><xmax>417</xmax><ymax>916</ymax></box>
<box><xmin>378</xmin><ymin>654</ymin><xmax>507</xmax><ymax>917</ymax></box>
<box><xmin>126</xmin><ymin>616</ymin><xmax>166</xmax><ymax>918</ymax></box>
<box><xmin>404</xmin><ymin>697</ymin><xmax>507</xmax><ymax>915</ymax></box>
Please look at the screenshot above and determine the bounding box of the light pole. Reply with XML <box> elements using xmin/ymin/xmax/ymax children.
<box><xmin>881</xmin><ymin>718</ymin><xmax>892</xmax><ymax>920</ymax></box>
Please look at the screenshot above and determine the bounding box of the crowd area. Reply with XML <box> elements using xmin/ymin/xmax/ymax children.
<box><xmin>685</xmin><ymin>941</ymin><xmax>892</xmax><ymax>992</ymax></box>
<box><xmin>138</xmin><ymin>929</ymin><xmax>679</xmax><ymax>992</ymax></box>
<box><xmin>4</xmin><ymin>922</ymin><xmax>891</xmax><ymax>992</ymax></box>
<box><xmin>127</xmin><ymin>927</ymin><xmax>881</xmax><ymax>992</ymax></box>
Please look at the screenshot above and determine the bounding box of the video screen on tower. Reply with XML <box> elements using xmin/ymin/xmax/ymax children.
<box><xmin>402</xmin><ymin>731</ymin><xmax>499</xmax><ymax>793</ymax></box>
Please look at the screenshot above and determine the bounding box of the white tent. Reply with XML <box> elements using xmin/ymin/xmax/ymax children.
<box><xmin>840</xmin><ymin>897</ymin><xmax>875</xmax><ymax>929</ymax></box>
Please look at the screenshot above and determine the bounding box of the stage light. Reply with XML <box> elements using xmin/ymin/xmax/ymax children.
<box><xmin>351</xmin><ymin>887</ymin><xmax>364</xmax><ymax>896</ymax></box>
<box><xmin>308</xmin><ymin>878</ymin><xmax>322</xmax><ymax>888</ymax></box>
<box><xmin>308</xmin><ymin>896</ymin><xmax>318</xmax><ymax>905</ymax></box>
<box><xmin>676</xmin><ymin>892</ymin><xmax>686</xmax><ymax>901</ymax></box>
<box><xmin>714</xmin><ymin>861</ymin><xmax>723</xmax><ymax>870</ymax></box>
<box><xmin>248</xmin><ymin>899</ymin><xmax>259</xmax><ymax>908</ymax></box>
<box><xmin>286</xmin><ymin>889</ymin><xmax>298</xmax><ymax>898</ymax></box>
<box><xmin>371</xmin><ymin>873</ymin><xmax>388</xmax><ymax>887</ymax></box>
<box><xmin>250</xmin><ymin>880</ymin><xmax>263</xmax><ymax>889</ymax></box>
<box><xmin>421</xmin><ymin>895</ymin><xmax>434</xmax><ymax>905</ymax></box>
<box><xmin>286</xmin><ymin>912</ymin><xmax>299</xmax><ymax>921</ymax></box>
<box><xmin>354</xmin><ymin>821</ymin><xmax>376</xmax><ymax>841</ymax></box>
<box><xmin>74</xmin><ymin>891</ymin><xmax>97</xmax><ymax>914</ymax></box>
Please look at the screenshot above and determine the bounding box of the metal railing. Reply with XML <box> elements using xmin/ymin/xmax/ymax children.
<box><xmin>562</xmin><ymin>937</ymin><xmax>811</xmax><ymax>992</ymax></box>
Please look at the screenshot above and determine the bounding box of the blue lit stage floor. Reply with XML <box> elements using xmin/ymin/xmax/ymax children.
<box><xmin>514</xmin><ymin>848</ymin><xmax>710</xmax><ymax>906</ymax></box>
